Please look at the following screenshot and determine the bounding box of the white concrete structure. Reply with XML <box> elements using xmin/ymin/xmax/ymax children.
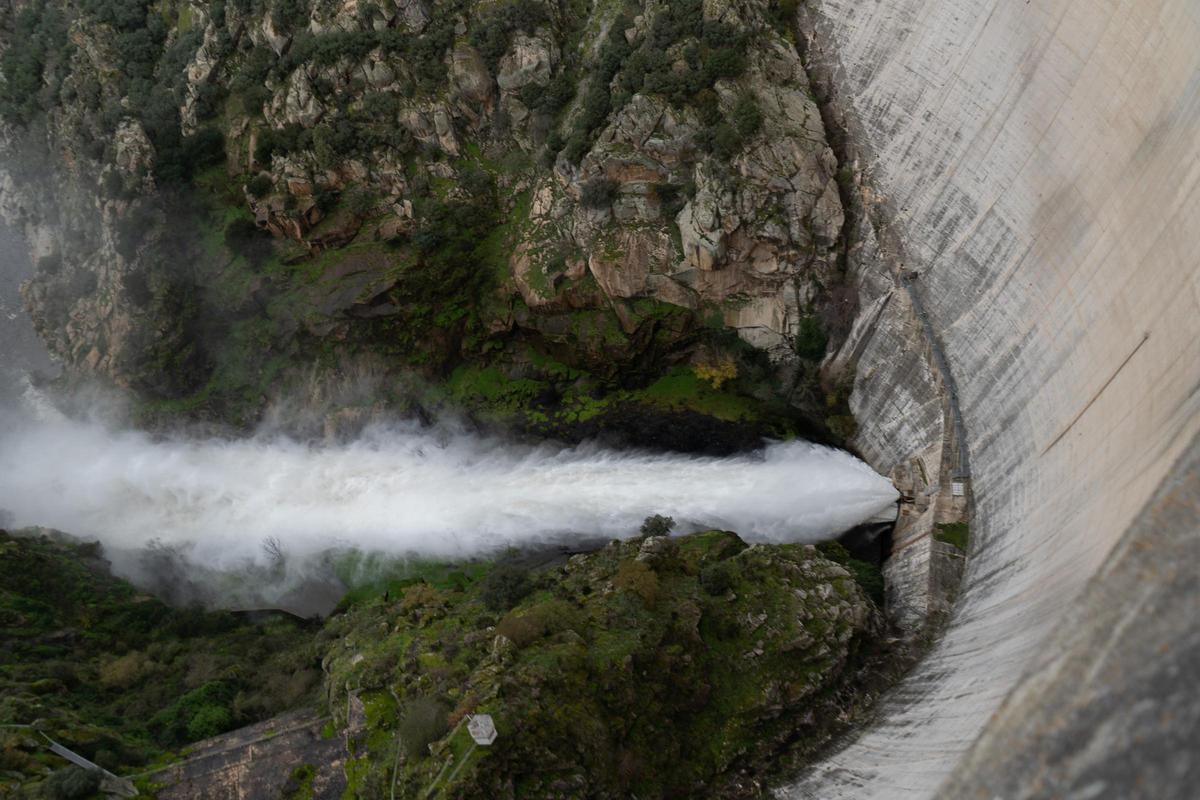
<box><xmin>466</xmin><ymin>714</ymin><xmax>498</xmax><ymax>746</ymax></box>
<box><xmin>781</xmin><ymin>0</ymin><xmax>1200</xmax><ymax>797</ymax></box>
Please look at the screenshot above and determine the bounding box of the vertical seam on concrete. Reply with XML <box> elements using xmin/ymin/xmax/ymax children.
<box><xmin>1040</xmin><ymin>330</ymin><xmax>1150</xmax><ymax>455</ymax></box>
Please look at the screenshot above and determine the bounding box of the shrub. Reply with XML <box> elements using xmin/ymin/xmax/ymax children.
<box><xmin>614</xmin><ymin>561</ymin><xmax>659</xmax><ymax>607</ymax></box>
<box><xmin>826</xmin><ymin>414</ymin><xmax>858</xmax><ymax>441</ymax></box>
<box><xmin>734</xmin><ymin>95</ymin><xmax>763</xmax><ymax>139</ymax></box>
<box><xmin>0</xmin><ymin>1</ymin><xmax>71</xmax><ymax>125</ymax></box>
<box><xmin>639</xmin><ymin>515</ymin><xmax>675</xmax><ymax>538</ymax></box>
<box><xmin>181</xmin><ymin>127</ymin><xmax>226</xmax><ymax>171</ymax></box>
<box><xmin>710</xmin><ymin>122</ymin><xmax>743</xmax><ymax>161</ymax></box>
<box><xmin>480</xmin><ymin>565</ymin><xmax>532</xmax><ymax>611</ymax></box>
<box><xmin>100</xmin><ymin>651</ymin><xmax>154</xmax><ymax>689</ymax></box>
<box><xmin>794</xmin><ymin>314</ymin><xmax>828</xmax><ymax>361</ymax></box>
<box><xmin>699</xmin><ymin>562</ymin><xmax>735</xmax><ymax>596</ymax></box>
<box><xmin>149</xmin><ymin>680</ymin><xmax>236</xmax><ymax>746</ymax></box>
<box><xmin>345</xmin><ymin>187</ymin><xmax>377</xmax><ymax>217</ymax></box>
<box><xmin>460</xmin><ymin>168</ymin><xmax>495</xmax><ymax>202</ymax></box>
<box><xmin>270</xmin><ymin>0</ymin><xmax>307</xmax><ymax>34</ymax></box>
<box><xmin>398</xmin><ymin>697</ymin><xmax>449</xmax><ymax>758</ymax></box>
<box><xmin>187</xmin><ymin>704</ymin><xmax>232</xmax><ymax>740</ymax></box>
<box><xmin>580</xmin><ymin>177</ymin><xmax>620</xmax><ymax>209</ymax></box>
<box><xmin>496</xmin><ymin>611</ymin><xmax>543</xmax><ymax>648</ymax></box>
<box><xmin>36</xmin><ymin>253</ymin><xmax>63</xmax><ymax>275</ymax></box>
<box><xmin>245</xmin><ymin>173</ymin><xmax>274</xmax><ymax>198</ymax></box>
<box><xmin>468</xmin><ymin>0</ymin><xmax>550</xmax><ymax>69</ymax></box>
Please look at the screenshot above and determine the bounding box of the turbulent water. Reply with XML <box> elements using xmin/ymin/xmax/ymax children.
<box><xmin>0</xmin><ymin>402</ymin><xmax>897</xmax><ymax>570</ymax></box>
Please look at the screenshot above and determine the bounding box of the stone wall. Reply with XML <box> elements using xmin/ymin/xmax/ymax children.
<box><xmin>781</xmin><ymin>0</ymin><xmax>1200</xmax><ymax>797</ymax></box>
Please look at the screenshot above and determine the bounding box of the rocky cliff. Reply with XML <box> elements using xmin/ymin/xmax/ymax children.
<box><xmin>0</xmin><ymin>0</ymin><xmax>856</xmax><ymax>440</ymax></box>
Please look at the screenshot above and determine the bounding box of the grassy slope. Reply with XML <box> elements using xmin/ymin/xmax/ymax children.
<box><xmin>0</xmin><ymin>530</ymin><xmax>321</xmax><ymax>794</ymax></box>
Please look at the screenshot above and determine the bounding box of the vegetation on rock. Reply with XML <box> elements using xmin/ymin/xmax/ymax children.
<box><xmin>321</xmin><ymin>529</ymin><xmax>882</xmax><ymax>798</ymax></box>
<box><xmin>0</xmin><ymin>0</ymin><xmax>860</xmax><ymax>447</ymax></box>
<box><xmin>0</xmin><ymin>529</ymin><xmax>321</xmax><ymax>794</ymax></box>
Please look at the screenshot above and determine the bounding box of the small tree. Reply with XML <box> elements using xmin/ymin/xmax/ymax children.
<box><xmin>639</xmin><ymin>515</ymin><xmax>675</xmax><ymax>538</ymax></box>
<box><xmin>245</xmin><ymin>173</ymin><xmax>273</xmax><ymax>198</ymax></box>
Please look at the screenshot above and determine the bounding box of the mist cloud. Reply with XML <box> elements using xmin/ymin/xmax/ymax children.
<box><xmin>0</xmin><ymin>404</ymin><xmax>897</xmax><ymax>574</ymax></box>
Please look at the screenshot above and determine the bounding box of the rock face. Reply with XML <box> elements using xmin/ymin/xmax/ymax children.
<box><xmin>0</xmin><ymin>0</ymin><xmax>850</xmax><ymax>424</ymax></box>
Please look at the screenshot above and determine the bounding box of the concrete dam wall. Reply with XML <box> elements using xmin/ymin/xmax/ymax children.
<box><xmin>784</xmin><ymin>0</ymin><xmax>1200</xmax><ymax>797</ymax></box>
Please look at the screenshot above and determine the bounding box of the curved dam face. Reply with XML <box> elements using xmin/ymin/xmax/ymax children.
<box><xmin>785</xmin><ymin>1</ymin><xmax>1200</xmax><ymax>798</ymax></box>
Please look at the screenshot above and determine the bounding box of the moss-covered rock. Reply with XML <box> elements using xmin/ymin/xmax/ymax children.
<box><xmin>321</xmin><ymin>531</ymin><xmax>880</xmax><ymax>798</ymax></box>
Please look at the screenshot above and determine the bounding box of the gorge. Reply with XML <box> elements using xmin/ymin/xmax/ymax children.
<box><xmin>0</xmin><ymin>0</ymin><xmax>1197</xmax><ymax>798</ymax></box>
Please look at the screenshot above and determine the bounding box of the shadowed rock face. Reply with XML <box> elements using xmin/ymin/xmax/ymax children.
<box><xmin>781</xmin><ymin>0</ymin><xmax>1200</xmax><ymax>797</ymax></box>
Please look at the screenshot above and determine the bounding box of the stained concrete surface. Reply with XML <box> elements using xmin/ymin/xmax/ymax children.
<box><xmin>781</xmin><ymin>0</ymin><xmax>1200</xmax><ymax>797</ymax></box>
<box><xmin>148</xmin><ymin>711</ymin><xmax>346</xmax><ymax>800</ymax></box>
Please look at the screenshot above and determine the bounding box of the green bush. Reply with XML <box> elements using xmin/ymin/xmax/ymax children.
<box><xmin>699</xmin><ymin>562</ymin><xmax>735</xmax><ymax>596</ymax></box>
<box><xmin>480</xmin><ymin>565</ymin><xmax>532</xmax><ymax>612</ymax></box>
<box><xmin>468</xmin><ymin>0</ymin><xmax>550</xmax><ymax>69</ymax></box>
<box><xmin>0</xmin><ymin>0</ymin><xmax>71</xmax><ymax>125</ymax></box>
<box><xmin>149</xmin><ymin>680</ymin><xmax>237</xmax><ymax>746</ymax></box>
<box><xmin>187</xmin><ymin>704</ymin><xmax>233</xmax><ymax>741</ymax></box>
<box><xmin>734</xmin><ymin>95</ymin><xmax>763</xmax><ymax>139</ymax></box>
<box><xmin>653</xmin><ymin>182</ymin><xmax>690</xmax><ymax>218</ymax></box>
<box><xmin>770</xmin><ymin>0</ymin><xmax>801</xmax><ymax>32</ymax></box>
<box><xmin>271</xmin><ymin>0</ymin><xmax>308</xmax><ymax>35</ymax></box>
<box><xmin>710</xmin><ymin>122</ymin><xmax>743</xmax><ymax>161</ymax></box>
<box><xmin>245</xmin><ymin>174</ymin><xmax>274</xmax><ymax>198</ymax></box>
<box><xmin>794</xmin><ymin>315</ymin><xmax>828</xmax><ymax>361</ymax></box>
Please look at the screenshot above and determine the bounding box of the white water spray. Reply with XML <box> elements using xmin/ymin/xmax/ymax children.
<box><xmin>0</xmin><ymin>406</ymin><xmax>897</xmax><ymax>570</ymax></box>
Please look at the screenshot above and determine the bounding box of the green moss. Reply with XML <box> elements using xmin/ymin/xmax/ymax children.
<box><xmin>283</xmin><ymin>763</ymin><xmax>317</xmax><ymax>800</ymax></box>
<box><xmin>329</xmin><ymin>550</ymin><xmax>491</xmax><ymax>610</ymax></box>
<box><xmin>632</xmin><ymin>367</ymin><xmax>759</xmax><ymax>422</ymax></box>
<box><xmin>935</xmin><ymin>522</ymin><xmax>970</xmax><ymax>552</ymax></box>
<box><xmin>445</xmin><ymin>365</ymin><xmax>547</xmax><ymax>416</ymax></box>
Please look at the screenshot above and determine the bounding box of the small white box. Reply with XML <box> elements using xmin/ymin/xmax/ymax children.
<box><xmin>467</xmin><ymin>714</ymin><xmax>498</xmax><ymax>746</ymax></box>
